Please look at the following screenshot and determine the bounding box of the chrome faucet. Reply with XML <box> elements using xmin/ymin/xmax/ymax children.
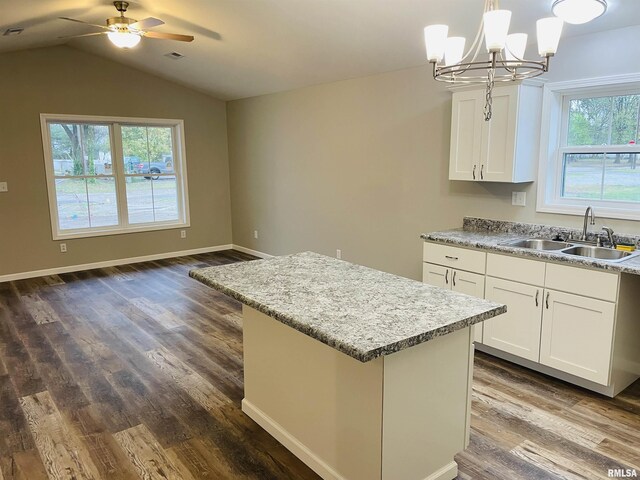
<box><xmin>602</xmin><ymin>226</ymin><xmax>616</xmax><ymax>248</ymax></box>
<box><xmin>581</xmin><ymin>206</ymin><xmax>595</xmax><ymax>241</ymax></box>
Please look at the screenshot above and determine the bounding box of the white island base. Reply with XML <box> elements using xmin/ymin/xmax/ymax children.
<box><xmin>241</xmin><ymin>306</ymin><xmax>475</xmax><ymax>480</ymax></box>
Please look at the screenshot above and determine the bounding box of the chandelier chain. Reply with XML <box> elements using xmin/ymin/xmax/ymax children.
<box><xmin>484</xmin><ymin>68</ymin><xmax>495</xmax><ymax>121</ymax></box>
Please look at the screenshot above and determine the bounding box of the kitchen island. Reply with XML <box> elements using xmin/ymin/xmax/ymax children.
<box><xmin>190</xmin><ymin>251</ymin><xmax>505</xmax><ymax>480</ymax></box>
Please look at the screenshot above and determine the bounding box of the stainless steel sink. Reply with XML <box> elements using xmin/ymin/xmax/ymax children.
<box><xmin>560</xmin><ymin>245</ymin><xmax>637</xmax><ymax>262</ymax></box>
<box><xmin>506</xmin><ymin>239</ymin><xmax>574</xmax><ymax>251</ymax></box>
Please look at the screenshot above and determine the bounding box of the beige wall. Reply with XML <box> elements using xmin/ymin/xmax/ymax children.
<box><xmin>0</xmin><ymin>45</ymin><xmax>232</xmax><ymax>277</ymax></box>
<box><xmin>227</xmin><ymin>26</ymin><xmax>640</xmax><ymax>281</ymax></box>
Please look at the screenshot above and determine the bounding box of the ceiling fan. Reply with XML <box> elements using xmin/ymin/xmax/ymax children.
<box><xmin>59</xmin><ymin>1</ymin><xmax>194</xmax><ymax>49</ymax></box>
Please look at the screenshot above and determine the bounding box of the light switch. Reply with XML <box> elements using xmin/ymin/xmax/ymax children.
<box><xmin>0</xmin><ymin>182</ymin><xmax>7</xmax><ymax>192</ymax></box>
<box><xmin>512</xmin><ymin>191</ymin><xmax>526</xmax><ymax>206</ymax></box>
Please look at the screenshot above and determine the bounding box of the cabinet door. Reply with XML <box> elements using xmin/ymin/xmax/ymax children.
<box><xmin>449</xmin><ymin>90</ymin><xmax>483</xmax><ymax>181</ymax></box>
<box><xmin>479</xmin><ymin>85</ymin><xmax>518</xmax><ymax>182</ymax></box>
<box><xmin>483</xmin><ymin>276</ymin><xmax>543</xmax><ymax>362</ymax></box>
<box><xmin>451</xmin><ymin>270</ymin><xmax>486</xmax><ymax>343</ymax></box>
<box><xmin>540</xmin><ymin>290</ymin><xmax>615</xmax><ymax>385</ymax></box>
<box><xmin>422</xmin><ymin>263</ymin><xmax>450</xmax><ymax>290</ymax></box>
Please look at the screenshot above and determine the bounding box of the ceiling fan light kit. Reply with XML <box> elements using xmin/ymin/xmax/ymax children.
<box><xmin>552</xmin><ymin>0</ymin><xmax>607</xmax><ymax>25</ymax></box>
<box><xmin>423</xmin><ymin>0</ymin><xmax>566</xmax><ymax>121</ymax></box>
<box><xmin>59</xmin><ymin>1</ymin><xmax>194</xmax><ymax>49</ymax></box>
<box><xmin>107</xmin><ymin>30</ymin><xmax>141</xmax><ymax>48</ymax></box>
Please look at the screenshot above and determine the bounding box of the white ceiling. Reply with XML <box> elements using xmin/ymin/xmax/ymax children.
<box><xmin>0</xmin><ymin>0</ymin><xmax>638</xmax><ymax>100</ymax></box>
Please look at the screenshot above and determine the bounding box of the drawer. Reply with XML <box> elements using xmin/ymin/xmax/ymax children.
<box><xmin>423</xmin><ymin>243</ymin><xmax>486</xmax><ymax>274</ymax></box>
<box><xmin>545</xmin><ymin>263</ymin><xmax>619</xmax><ymax>302</ymax></box>
<box><xmin>486</xmin><ymin>253</ymin><xmax>546</xmax><ymax>286</ymax></box>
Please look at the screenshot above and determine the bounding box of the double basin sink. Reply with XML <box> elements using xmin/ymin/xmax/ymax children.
<box><xmin>505</xmin><ymin>238</ymin><xmax>638</xmax><ymax>263</ymax></box>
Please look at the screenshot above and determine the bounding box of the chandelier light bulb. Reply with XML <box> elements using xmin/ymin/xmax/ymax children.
<box><xmin>424</xmin><ymin>25</ymin><xmax>449</xmax><ymax>62</ymax></box>
<box><xmin>483</xmin><ymin>9</ymin><xmax>512</xmax><ymax>52</ymax></box>
<box><xmin>444</xmin><ymin>37</ymin><xmax>466</xmax><ymax>67</ymax></box>
<box><xmin>552</xmin><ymin>0</ymin><xmax>607</xmax><ymax>25</ymax></box>
<box><xmin>107</xmin><ymin>30</ymin><xmax>142</xmax><ymax>48</ymax></box>
<box><xmin>505</xmin><ymin>33</ymin><xmax>528</xmax><ymax>62</ymax></box>
<box><xmin>536</xmin><ymin>17</ymin><xmax>564</xmax><ymax>57</ymax></box>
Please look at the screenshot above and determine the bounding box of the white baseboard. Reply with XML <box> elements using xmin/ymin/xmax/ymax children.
<box><xmin>0</xmin><ymin>244</ymin><xmax>234</xmax><ymax>283</ymax></box>
<box><xmin>242</xmin><ymin>399</ymin><xmax>345</xmax><ymax>480</ymax></box>
<box><xmin>231</xmin><ymin>244</ymin><xmax>273</xmax><ymax>259</ymax></box>
<box><xmin>424</xmin><ymin>461</ymin><xmax>458</xmax><ymax>480</ymax></box>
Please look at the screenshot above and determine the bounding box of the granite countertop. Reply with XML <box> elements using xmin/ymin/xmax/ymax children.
<box><xmin>189</xmin><ymin>251</ymin><xmax>505</xmax><ymax>362</ymax></box>
<box><xmin>422</xmin><ymin>218</ymin><xmax>640</xmax><ymax>276</ymax></box>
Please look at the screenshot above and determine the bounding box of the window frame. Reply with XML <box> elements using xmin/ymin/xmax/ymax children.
<box><xmin>40</xmin><ymin>113</ymin><xmax>190</xmax><ymax>240</ymax></box>
<box><xmin>537</xmin><ymin>74</ymin><xmax>640</xmax><ymax>221</ymax></box>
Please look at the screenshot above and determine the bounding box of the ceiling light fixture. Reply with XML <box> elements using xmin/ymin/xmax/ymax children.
<box><xmin>552</xmin><ymin>0</ymin><xmax>607</xmax><ymax>25</ymax></box>
<box><xmin>107</xmin><ymin>30</ymin><xmax>141</xmax><ymax>48</ymax></box>
<box><xmin>424</xmin><ymin>0</ymin><xmax>563</xmax><ymax>121</ymax></box>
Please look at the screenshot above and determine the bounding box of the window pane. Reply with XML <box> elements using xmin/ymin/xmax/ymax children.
<box><xmin>56</xmin><ymin>178</ymin><xmax>90</xmax><ymax>230</ymax></box>
<box><xmin>152</xmin><ymin>176</ymin><xmax>180</xmax><ymax>222</ymax></box>
<box><xmin>603</xmin><ymin>152</ymin><xmax>640</xmax><ymax>202</ymax></box>
<box><xmin>87</xmin><ymin>178</ymin><xmax>119</xmax><ymax>227</ymax></box>
<box><xmin>49</xmin><ymin>123</ymin><xmax>112</xmax><ymax>176</ymax></box>
<box><xmin>126</xmin><ymin>177</ymin><xmax>154</xmax><ymax>224</ymax></box>
<box><xmin>121</xmin><ymin>125</ymin><xmax>175</xmax><ymax>176</ymax></box>
<box><xmin>561</xmin><ymin>153</ymin><xmax>604</xmax><ymax>200</ymax></box>
<box><xmin>568</xmin><ymin>94</ymin><xmax>640</xmax><ymax>146</ymax></box>
<box><xmin>611</xmin><ymin>95</ymin><xmax>640</xmax><ymax>145</ymax></box>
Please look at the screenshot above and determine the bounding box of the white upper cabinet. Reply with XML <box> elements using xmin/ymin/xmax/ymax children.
<box><xmin>449</xmin><ymin>83</ymin><xmax>542</xmax><ymax>183</ymax></box>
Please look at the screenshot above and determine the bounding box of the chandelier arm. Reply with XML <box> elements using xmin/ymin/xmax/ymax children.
<box><xmin>460</xmin><ymin>2</ymin><xmax>487</xmax><ymax>63</ymax></box>
<box><xmin>434</xmin><ymin>59</ymin><xmax>548</xmax><ymax>83</ymax></box>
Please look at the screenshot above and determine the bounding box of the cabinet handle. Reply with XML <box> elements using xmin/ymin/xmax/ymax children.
<box><xmin>445</xmin><ymin>269</ymin><xmax>449</xmax><ymax>285</ymax></box>
<box><xmin>452</xmin><ymin>271</ymin><xmax>457</xmax><ymax>287</ymax></box>
<box><xmin>535</xmin><ymin>290</ymin><xmax>539</xmax><ymax>307</ymax></box>
<box><xmin>480</xmin><ymin>164</ymin><xmax>484</xmax><ymax>180</ymax></box>
<box><xmin>445</xmin><ymin>255</ymin><xmax>459</xmax><ymax>260</ymax></box>
<box><xmin>472</xmin><ymin>165</ymin><xmax>476</xmax><ymax>180</ymax></box>
<box><xmin>545</xmin><ymin>292</ymin><xmax>550</xmax><ymax>309</ymax></box>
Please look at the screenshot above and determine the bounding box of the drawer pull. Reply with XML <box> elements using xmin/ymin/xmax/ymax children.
<box><xmin>452</xmin><ymin>271</ymin><xmax>457</xmax><ymax>287</ymax></box>
<box><xmin>546</xmin><ymin>292</ymin><xmax>550</xmax><ymax>309</ymax></box>
<box><xmin>445</xmin><ymin>255</ymin><xmax>459</xmax><ymax>260</ymax></box>
<box><xmin>445</xmin><ymin>269</ymin><xmax>449</xmax><ymax>285</ymax></box>
<box><xmin>535</xmin><ymin>290</ymin><xmax>539</xmax><ymax>307</ymax></box>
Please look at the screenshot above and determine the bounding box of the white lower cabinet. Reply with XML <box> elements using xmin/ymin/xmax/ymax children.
<box><xmin>423</xmin><ymin>242</ymin><xmax>640</xmax><ymax>396</ymax></box>
<box><xmin>422</xmin><ymin>261</ymin><xmax>485</xmax><ymax>342</ymax></box>
<box><xmin>422</xmin><ymin>263</ymin><xmax>449</xmax><ymax>290</ymax></box>
<box><xmin>540</xmin><ymin>290</ymin><xmax>615</xmax><ymax>386</ymax></box>
<box><xmin>483</xmin><ymin>277</ymin><xmax>543</xmax><ymax>362</ymax></box>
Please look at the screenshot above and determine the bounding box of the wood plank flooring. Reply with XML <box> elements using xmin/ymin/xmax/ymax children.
<box><xmin>0</xmin><ymin>250</ymin><xmax>638</xmax><ymax>479</ymax></box>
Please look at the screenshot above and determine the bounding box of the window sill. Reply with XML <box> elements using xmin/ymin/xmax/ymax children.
<box><xmin>537</xmin><ymin>203</ymin><xmax>640</xmax><ymax>222</ymax></box>
<box><xmin>52</xmin><ymin>221</ymin><xmax>190</xmax><ymax>240</ymax></box>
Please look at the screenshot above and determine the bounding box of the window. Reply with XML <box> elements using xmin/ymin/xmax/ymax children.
<box><xmin>537</xmin><ymin>75</ymin><xmax>640</xmax><ymax>220</ymax></box>
<box><xmin>40</xmin><ymin>114</ymin><xmax>189</xmax><ymax>239</ymax></box>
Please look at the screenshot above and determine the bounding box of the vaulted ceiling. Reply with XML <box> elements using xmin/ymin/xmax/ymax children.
<box><xmin>1</xmin><ymin>0</ymin><xmax>637</xmax><ymax>100</ymax></box>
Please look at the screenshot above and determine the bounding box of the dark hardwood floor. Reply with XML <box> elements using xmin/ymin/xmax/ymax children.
<box><xmin>0</xmin><ymin>250</ymin><xmax>638</xmax><ymax>479</ymax></box>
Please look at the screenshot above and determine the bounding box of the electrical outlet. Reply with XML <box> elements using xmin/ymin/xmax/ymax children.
<box><xmin>512</xmin><ymin>191</ymin><xmax>526</xmax><ymax>206</ymax></box>
<box><xmin>60</xmin><ymin>243</ymin><xmax>67</xmax><ymax>253</ymax></box>
<box><xmin>180</xmin><ymin>230</ymin><xmax>186</xmax><ymax>239</ymax></box>
<box><xmin>254</xmin><ymin>230</ymin><xmax>259</xmax><ymax>239</ymax></box>
<box><xmin>0</xmin><ymin>182</ymin><xmax>7</xmax><ymax>192</ymax></box>
<box><xmin>336</xmin><ymin>249</ymin><xmax>342</xmax><ymax>259</ymax></box>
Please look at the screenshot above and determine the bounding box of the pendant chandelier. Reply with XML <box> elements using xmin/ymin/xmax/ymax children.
<box><xmin>424</xmin><ymin>0</ymin><xmax>563</xmax><ymax>121</ymax></box>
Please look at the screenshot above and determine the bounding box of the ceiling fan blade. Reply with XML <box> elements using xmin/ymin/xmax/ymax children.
<box><xmin>59</xmin><ymin>17</ymin><xmax>110</xmax><ymax>30</ymax></box>
<box><xmin>143</xmin><ymin>31</ymin><xmax>194</xmax><ymax>42</ymax></box>
<box><xmin>58</xmin><ymin>32</ymin><xmax>107</xmax><ymax>40</ymax></box>
<box><xmin>129</xmin><ymin>17</ymin><xmax>164</xmax><ymax>31</ymax></box>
